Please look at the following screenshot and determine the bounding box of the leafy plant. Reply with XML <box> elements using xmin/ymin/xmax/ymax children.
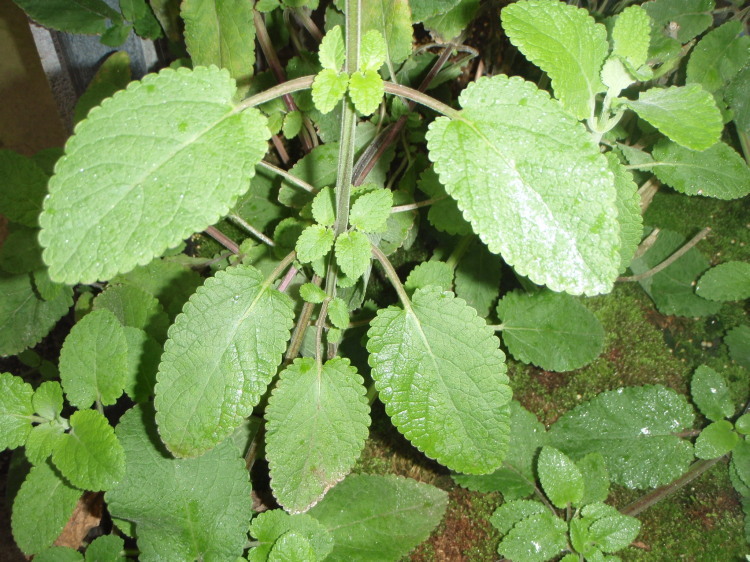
<box><xmin>1</xmin><ymin>0</ymin><xmax>749</xmax><ymax>559</ymax></box>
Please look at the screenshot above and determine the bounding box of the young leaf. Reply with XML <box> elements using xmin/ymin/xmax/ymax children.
<box><xmin>361</xmin><ymin>0</ymin><xmax>413</xmax><ymax>66</ymax></box>
<box><xmin>695</xmin><ymin>420</ymin><xmax>739</xmax><ymax>459</ymax></box>
<box><xmin>0</xmin><ymin>150</ymin><xmax>48</xmax><ymax>227</ymax></box>
<box><xmin>623</xmin><ymin>85</ymin><xmax>722</xmax><ymax>151</ymax></box>
<box><xmin>490</xmin><ymin>499</ymin><xmax>547</xmax><ymax>535</ymax></box>
<box><xmin>11</xmin><ymin>0</ymin><xmax>121</xmax><ymax>34</ymax></box>
<box><xmin>583</xmin><ymin>504</ymin><xmax>641</xmax><ymax>554</ymax></box>
<box><xmin>691</xmin><ymin>365</ymin><xmax>735</xmax><ymax>422</ymax></box>
<box><xmin>155</xmin><ymin>265</ymin><xmax>294</xmax><ymax>458</ymax></box>
<box><xmin>601</xmin><ymin>57</ymin><xmax>636</xmax><ymax>96</ymax></box>
<box><xmin>686</xmin><ymin>21</ymin><xmax>750</xmax><ymax>93</ymax></box>
<box><xmin>367</xmin><ymin>286</ymin><xmax>511</xmax><ymax>473</ymax></box>
<box><xmin>348</xmin><ymin>69</ymin><xmax>384</xmax><ymax>116</ymax></box>
<box><xmin>696</xmin><ymin>261</ymin><xmax>750</xmax><ymax>302</ymax></box>
<box><xmin>312</xmin><ymin>69</ymin><xmax>349</xmax><ymax>114</ymax></box>
<box><xmin>300</xmin><ymin>283</ymin><xmax>327</xmax><ymax>304</ymax></box>
<box><xmin>93</xmin><ymin>284</ymin><xmax>170</xmax><ymax>342</ymax></box>
<box><xmin>334</xmin><ymin>230</ymin><xmax>372</xmax><ymax>280</ymax></box>
<box><xmin>501</xmin><ymin>0</ymin><xmax>608</xmax><ymax>120</ymax></box>
<box><xmin>32</xmin><ymin>381</ymin><xmax>63</xmax><ymax>421</ymax></box>
<box><xmin>268</xmin><ymin>533</ymin><xmax>315</xmax><ymax>560</ymax></box>
<box><xmin>25</xmin><ymin>422</ymin><xmax>65</xmax><ymax>466</ymax></box>
<box><xmin>282</xmin><ymin>110</ymin><xmax>303</xmax><ymax>139</ymax></box>
<box><xmin>496</xmin><ymin>290</ymin><xmax>605</xmax><ymax>372</ymax></box>
<box><xmin>497</xmin><ymin>511</ymin><xmax>567</xmax><ymax>562</ymax></box>
<box><xmin>404</xmin><ymin>261</ymin><xmax>454</xmax><ymax>293</ymax></box>
<box><xmin>58</xmin><ymin>309</ymin><xmax>129</xmax><ymax>409</ymax></box>
<box><xmin>726</xmin><ymin>325</ymin><xmax>750</xmax><ymax>370</ymax></box>
<box><xmin>577</xmin><ymin>452</ymin><xmax>610</xmax><ymax>506</ymax></box>
<box><xmin>308</xmin><ymin>474</ymin><xmax>448</xmax><ymax>560</ymax></box>
<box><xmin>537</xmin><ymin>446</ymin><xmax>584</xmax><ymax>508</ymax></box>
<box><xmin>318</xmin><ymin>25</ymin><xmax>345</xmax><ymax>71</ymax></box>
<box><xmin>84</xmin><ymin>535</ymin><xmax>125</xmax><ymax>562</ymax></box>
<box><xmin>359</xmin><ymin>30</ymin><xmax>387</xmax><ymax>72</ymax></box>
<box><xmin>39</xmin><ymin>66</ymin><xmax>270</xmax><ymax>284</ymax></box>
<box><xmin>606</xmin><ymin>153</ymin><xmax>643</xmax><ymax>273</ymax></box>
<box><xmin>327</xmin><ymin>297</ymin><xmax>349</xmax><ymax>329</ymax></box>
<box><xmin>265</xmin><ymin>357</ymin><xmax>370</xmax><ymax>513</ymax></box>
<box><xmin>105</xmin><ymin>405</ymin><xmax>253</xmax><ymax>560</ymax></box>
<box><xmin>612</xmin><ymin>5</ymin><xmax>652</xmax><ymax>70</ymax></box>
<box><xmin>182</xmin><ymin>0</ymin><xmax>255</xmax><ymax>86</ymax></box>
<box><xmin>296</xmin><ymin>224</ymin><xmax>335</xmax><ymax>264</ymax></box>
<box><xmin>0</xmin><ymin>372</ymin><xmax>34</xmax><ymax>450</ymax></box>
<box><xmin>248</xmin><ymin>510</ymin><xmax>333</xmax><ymax>562</ymax></box>
<box><xmin>11</xmin><ymin>461</ymin><xmax>81</xmax><ymax>556</ymax></box>
<box><xmin>643</xmin><ymin>0</ymin><xmax>715</xmax><ymax>43</ymax></box>
<box><xmin>311</xmin><ymin>186</ymin><xmax>336</xmax><ymax>227</ymax></box>
<box><xmin>549</xmin><ymin>385</ymin><xmax>695</xmax><ymax>488</ymax></box>
<box><xmin>52</xmin><ymin>409</ymin><xmax>125</xmax><ymax>491</ymax></box>
<box><xmin>349</xmin><ymin>189</ymin><xmax>393</xmax><ymax>233</ymax></box>
<box><xmin>426</xmin><ymin>75</ymin><xmax>620</xmax><ymax>296</ymax></box>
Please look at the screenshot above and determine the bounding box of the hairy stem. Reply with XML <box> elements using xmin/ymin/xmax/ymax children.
<box><xmin>618</xmin><ymin>227</ymin><xmax>711</xmax><ymax>282</ymax></box>
<box><xmin>257</xmin><ymin>159</ymin><xmax>316</xmax><ymax>193</ymax></box>
<box><xmin>227</xmin><ymin>213</ymin><xmax>275</xmax><ymax>247</ymax></box>
<box><xmin>204</xmin><ymin>226</ymin><xmax>240</xmax><ymax>254</ymax></box>
<box><xmin>390</xmin><ymin>195</ymin><xmax>446</xmax><ymax>214</ymax></box>
<box><xmin>371</xmin><ymin>244</ymin><xmax>411</xmax><ymax>312</ymax></box>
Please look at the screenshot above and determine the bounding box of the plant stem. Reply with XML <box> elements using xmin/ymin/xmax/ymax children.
<box><xmin>236</xmin><ymin>76</ymin><xmax>315</xmax><ymax>111</ymax></box>
<box><xmin>618</xmin><ymin>227</ymin><xmax>711</xmax><ymax>282</ymax></box>
<box><xmin>446</xmin><ymin>234</ymin><xmax>473</xmax><ymax>269</ymax></box>
<box><xmin>264</xmin><ymin>251</ymin><xmax>297</xmax><ymax>289</ymax></box>
<box><xmin>227</xmin><ymin>214</ymin><xmax>275</xmax><ymax>247</ymax></box>
<box><xmin>286</xmin><ymin>299</ymin><xmax>316</xmax><ymax>362</ymax></box>
<box><xmin>632</xmin><ymin>228</ymin><xmax>661</xmax><ymax>261</ymax></box>
<box><xmin>371</xmin><ymin>244</ymin><xmax>412</xmax><ymax>312</ymax></box>
<box><xmin>257</xmin><ymin>160</ymin><xmax>316</xmax><ymax>193</ymax></box>
<box><xmin>315</xmin><ymin>299</ymin><xmax>330</xmax><ymax>364</ymax></box>
<box><xmin>390</xmin><ymin>196</ymin><xmax>446</xmax><ymax>214</ymax></box>
<box><xmin>277</xmin><ymin>265</ymin><xmax>299</xmax><ymax>293</ymax></box>
<box><xmin>204</xmin><ymin>226</ymin><xmax>240</xmax><ymax>254</ymax></box>
<box><xmin>383</xmin><ymin>81</ymin><xmax>461</xmax><ymax>119</ymax></box>
<box><xmin>292</xmin><ymin>7</ymin><xmax>323</xmax><ymax>41</ymax></box>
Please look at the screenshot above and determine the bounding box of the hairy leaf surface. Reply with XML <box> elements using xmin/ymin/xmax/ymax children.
<box><xmin>367</xmin><ymin>286</ymin><xmax>511</xmax><ymax>473</ymax></box>
<box><xmin>39</xmin><ymin>66</ymin><xmax>269</xmax><ymax>283</ymax></box>
<box><xmin>427</xmin><ymin>75</ymin><xmax>619</xmax><ymax>295</ymax></box>
<box><xmin>0</xmin><ymin>373</ymin><xmax>34</xmax><ymax>450</ymax></box>
<box><xmin>497</xmin><ymin>511</ymin><xmax>567</xmax><ymax>562</ymax></box>
<box><xmin>691</xmin><ymin>365</ymin><xmax>734</xmax><ymax>422</ymax></box>
<box><xmin>695</xmin><ymin>420</ymin><xmax>739</xmax><ymax>459</ymax></box>
<box><xmin>538</xmin><ymin>446</ymin><xmax>584</xmax><ymax>508</ymax></box>
<box><xmin>606</xmin><ymin>153</ymin><xmax>643</xmax><ymax>273</ymax></box>
<box><xmin>361</xmin><ymin>0</ymin><xmax>412</xmax><ymax>66</ymax></box>
<box><xmin>155</xmin><ymin>265</ymin><xmax>294</xmax><ymax>457</ymax></box>
<box><xmin>248</xmin><ymin>510</ymin><xmax>333</xmax><ymax>562</ymax></box>
<box><xmin>612</xmin><ymin>6</ymin><xmax>651</xmax><ymax>69</ymax></box>
<box><xmin>696</xmin><ymin>261</ymin><xmax>750</xmax><ymax>302</ymax></box>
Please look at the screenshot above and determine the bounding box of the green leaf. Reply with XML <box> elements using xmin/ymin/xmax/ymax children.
<box><xmin>696</xmin><ymin>261</ymin><xmax>750</xmax><ymax>302</ymax></box>
<box><xmin>248</xmin><ymin>510</ymin><xmax>333</xmax><ymax>562</ymax></box>
<box><xmin>736</xmin><ymin>414</ymin><xmax>750</xmax><ymax>435</ymax></box>
<box><xmin>410</xmin><ymin>0</ymin><xmax>463</xmax><ymax>23</ymax></box>
<box><xmin>122</xmin><ymin>327</ymin><xmax>161</xmax><ymax>402</ymax></box>
<box><xmin>11</xmin><ymin>0</ymin><xmax>121</xmax><ymax>34</ymax></box>
<box><xmin>0</xmin><ymin>225</ymin><xmax>43</xmax><ymax>275</ymax></box>
<box><xmin>422</xmin><ymin>0</ymin><xmax>480</xmax><ymax>42</ymax></box>
<box><xmin>155</xmin><ymin>265</ymin><xmax>294</xmax><ymax>458</ymax></box>
<box><xmin>454</xmin><ymin>239</ymin><xmax>502</xmax><ymax>317</ymax></box>
<box><xmin>311</xmin><ymin>187</ymin><xmax>336</xmax><ymax>227</ymax></box>
<box><xmin>501</xmin><ymin>0</ymin><xmax>608</xmax><ymax>120</ymax></box>
<box><xmin>25</xmin><ymin>422</ymin><xmax>65</xmax><ymax>466</ymax></box>
<box><xmin>497</xmin><ymin>511</ymin><xmax>567</xmax><ymax>562</ymax></box>
<box><xmin>549</xmin><ymin>385</ymin><xmax>695</xmax><ymax>489</ymax></box>
<box><xmin>182</xmin><ymin>0</ymin><xmax>255</xmax><ymax>86</ymax></box>
<box><xmin>85</xmin><ymin>534</ymin><xmax>126</xmax><ymax>562</ymax></box>
<box><xmin>327</xmin><ymin>297</ymin><xmax>349</xmax><ymax>329</ymax></box>
<box><xmin>268</xmin><ymin>532</ymin><xmax>316</xmax><ymax>561</ymax></box>
<box><xmin>74</xmin><ymin>51</ymin><xmax>132</xmax><ymax>124</ymax></box>
<box><xmin>11</xmin><ymin>461</ymin><xmax>81</xmax><ymax>555</ymax></box>
<box><xmin>334</xmin><ymin>230</ymin><xmax>371</xmax><ymax>280</ymax></box>
<box><xmin>266</xmin><ymin>358</ymin><xmax>369</xmax><ymax>513</ymax></box>
<box><xmin>691</xmin><ymin>365</ymin><xmax>735</xmax><ymax>421</ymax></box>
<box><xmin>643</xmin><ymin>0</ymin><xmax>715</xmax><ymax>43</ymax></box>
<box><xmin>282</xmin><ymin>110</ymin><xmax>303</xmax><ymax>139</ymax></box>
<box><xmin>33</xmin><ymin>380</ymin><xmax>64</xmax><ymax>421</ymax></box>
<box><xmin>39</xmin><ymin>66</ymin><xmax>270</xmax><ymax>284</ymax></box>
<box><xmin>100</xmin><ymin>22</ymin><xmax>132</xmax><ymax>47</ymax></box>
<box><xmin>350</xmin><ymin>189</ymin><xmax>393</xmax><ymax>233</ymax></box>
<box><xmin>623</xmin><ymin>85</ymin><xmax>722</xmax><ymax>151</ymax></box>
<box><xmin>300</xmin><ymin>283</ymin><xmax>327</xmax><ymax>304</ymax></box>
<box><xmin>404</xmin><ymin>261</ymin><xmax>454</xmax><ymax>293</ymax></box>
<box><xmin>585</xmin><ymin>507</ymin><xmax>641</xmax><ymax>553</ymax></box>
<box><xmin>417</xmin><ymin>168</ymin><xmax>471</xmax><ymax>236</ymax></box>
<box><xmin>606</xmin><ymin>153</ymin><xmax>643</xmax><ymax>273</ymax></box>
<box><xmin>726</xmin><ymin>325</ymin><xmax>750</xmax><ymax>370</ymax></box>
<box><xmin>367</xmin><ymin>286</ymin><xmax>511</xmax><ymax>473</ymax></box>
<box><xmin>612</xmin><ymin>5</ymin><xmax>652</xmax><ymax>69</ymax></box>
<box><xmin>361</xmin><ymin>0</ymin><xmax>413</xmax><ymax>66</ymax></box>
<box><xmin>726</xmin><ymin>66</ymin><xmax>750</xmax><ymax>132</ymax></box>
<box><xmin>319</xmin><ymin>25</ymin><xmax>345</xmax><ymax>71</ymax></box>
<box><xmin>308</xmin><ymin>474</ymin><xmax>448</xmax><ymax>561</ymax></box>
<box><xmin>35</xmin><ymin>547</ymin><xmax>84</xmax><ymax>562</ymax></box>
<box><xmin>426</xmin><ymin>75</ymin><xmax>620</xmax><ymax>296</ymax></box>
<box><xmin>296</xmin><ymin>225</ymin><xmax>335</xmax><ymax>264</ymax></box>
<box><xmin>497</xmin><ymin>289</ymin><xmax>605</xmax><ymax>372</ymax></box>
<box><xmin>601</xmin><ymin>57</ymin><xmax>636</xmax><ymax>96</ymax></box>
<box><xmin>359</xmin><ymin>30</ymin><xmax>387</xmax><ymax>72</ymax></box>
<box><xmin>695</xmin><ymin>420</ymin><xmax>739</xmax><ymax>459</ymax></box>
<box><xmin>348</xmin><ymin>69</ymin><xmax>384</xmax><ymax>116</ymax></box>
<box><xmin>490</xmin><ymin>499</ymin><xmax>546</xmax><ymax>535</ymax></box>
<box><xmin>577</xmin><ymin>452</ymin><xmax>610</xmax><ymax>506</ymax></box>
<box><xmin>732</xmin><ymin>439</ymin><xmax>750</xmax><ymax>492</ymax></box>
<box><xmin>312</xmin><ymin>69</ymin><xmax>349</xmax><ymax>114</ymax></box>
<box><xmin>119</xmin><ymin>0</ymin><xmax>162</xmax><ymax>39</ymax></box>
<box><xmin>59</xmin><ymin>309</ymin><xmax>129</xmax><ymax>409</ymax></box>
<box><xmin>93</xmin><ymin>284</ymin><xmax>170</xmax><ymax>341</ymax></box>
<box><xmin>538</xmin><ymin>446</ymin><xmax>584</xmax><ymax>508</ymax></box>
<box><xmin>52</xmin><ymin>409</ymin><xmax>125</xmax><ymax>491</ymax></box>
<box><xmin>106</xmin><ymin>405</ymin><xmax>253</xmax><ymax>560</ymax></box>
<box><xmin>0</xmin><ymin>372</ymin><xmax>34</xmax><ymax>450</ymax></box>
<box><xmin>0</xmin><ymin>149</ymin><xmax>48</xmax><ymax>227</ymax></box>
<box><xmin>686</xmin><ymin>21</ymin><xmax>750</xmax><ymax>93</ymax></box>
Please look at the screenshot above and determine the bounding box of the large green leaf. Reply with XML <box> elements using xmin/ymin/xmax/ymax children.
<box><xmin>643</xmin><ymin>0</ymin><xmax>715</xmax><ymax>43</ymax></box>
<box><xmin>11</xmin><ymin>0</ymin><xmax>121</xmax><ymax>34</ymax></box>
<box><xmin>686</xmin><ymin>21</ymin><xmax>750</xmax><ymax>93</ymax></box>
<box><xmin>308</xmin><ymin>474</ymin><xmax>448</xmax><ymax>561</ymax></box>
<box><xmin>501</xmin><ymin>0</ymin><xmax>608</xmax><ymax>120</ymax></box>
<box><xmin>265</xmin><ymin>357</ymin><xmax>370</xmax><ymax>513</ymax></box>
<box><xmin>367</xmin><ymin>286</ymin><xmax>511</xmax><ymax>473</ymax></box>
<box><xmin>422</xmin><ymin>0</ymin><xmax>480</xmax><ymax>42</ymax></box>
<box><xmin>623</xmin><ymin>85</ymin><xmax>722</xmax><ymax>151</ymax></box>
<box><xmin>106</xmin><ymin>405</ymin><xmax>252</xmax><ymax>561</ymax></box>
<box><xmin>182</xmin><ymin>0</ymin><xmax>255</xmax><ymax>88</ymax></box>
<box><xmin>0</xmin><ymin>150</ymin><xmax>48</xmax><ymax>227</ymax></box>
<box><xmin>497</xmin><ymin>290</ymin><xmax>605</xmax><ymax>372</ymax></box>
<box><xmin>0</xmin><ymin>372</ymin><xmax>34</xmax><ymax>450</ymax></box>
<box><xmin>426</xmin><ymin>75</ymin><xmax>619</xmax><ymax>295</ymax></box>
<box><xmin>155</xmin><ymin>265</ymin><xmax>294</xmax><ymax>458</ymax></box>
<box><xmin>39</xmin><ymin>66</ymin><xmax>270</xmax><ymax>284</ymax></box>
<box><xmin>549</xmin><ymin>385</ymin><xmax>695</xmax><ymax>488</ymax></box>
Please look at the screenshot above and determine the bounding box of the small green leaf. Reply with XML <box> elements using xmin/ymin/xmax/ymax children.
<box><xmin>0</xmin><ymin>149</ymin><xmax>48</xmax><ymax>227</ymax></box>
<box><xmin>282</xmin><ymin>110</ymin><xmax>303</xmax><ymax>139</ymax></box>
<box><xmin>497</xmin><ymin>289</ymin><xmax>605</xmax><ymax>372</ymax></box>
<box><xmin>312</xmin><ymin>69</ymin><xmax>349</xmax><ymax>114</ymax></box>
<box><xmin>296</xmin><ymin>225</ymin><xmax>335</xmax><ymax>264</ymax></box>
<box><xmin>247</xmin><ymin>510</ymin><xmax>334</xmax><ymax>562</ymax></box>
<box><xmin>33</xmin><ymin>381</ymin><xmax>64</xmax><ymax>421</ymax></box>
<box><xmin>726</xmin><ymin>325</ymin><xmax>750</xmax><ymax>370</ymax></box>
<box><xmin>691</xmin><ymin>365</ymin><xmax>735</xmax><ymax>421</ymax></box>
<box><xmin>416</xmin><ymin>168</ymin><xmax>471</xmax><ymax>236</ymax></box>
<box><xmin>359</xmin><ymin>30</ymin><xmax>387</xmax><ymax>72</ymax></box>
<box><xmin>119</xmin><ymin>0</ymin><xmax>162</xmax><ymax>39</ymax></box>
<box><xmin>612</xmin><ymin>5</ymin><xmax>652</xmax><ymax>69</ymax></box>
<box><xmin>25</xmin><ymin>422</ymin><xmax>65</xmax><ymax>466</ymax></box>
<box><xmin>327</xmin><ymin>297</ymin><xmax>349</xmax><ymax>329</ymax></box>
<box><xmin>361</xmin><ymin>0</ymin><xmax>413</xmax><ymax>66</ymax></box>
<box><xmin>695</xmin><ymin>420</ymin><xmax>740</xmax><ymax>459</ymax></box>
<box><xmin>318</xmin><ymin>25</ymin><xmax>345</xmax><ymax>71</ymax></box>
<box><xmin>497</xmin><ymin>511</ymin><xmax>567</xmax><ymax>562</ymax></box>
<box><xmin>490</xmin><ymin>499</ymin><xmax>546</xmax><ymax>535</ymax></box>
<box><xmin>454</xmin><ymin>239</ymin><xmax>502</xmax><ymax>317</ymax></box>
<box><xmin>308</xmin><ymin>474</ymin><xmax>448</xmax><ymax>561</ymax></box>
<box><xmin>59</xmin><ymin>309</ymin><xmax>129</xmax><ymax>409</ymax></box>
<box><xmin>74</xmin><ymin>51</ymin><xmax>132</xmax><ymax>124</ymax></box>
<box><xmin>410</xmin><ymin>0</ymin><xmax>463</xmax><ymax>23</ymax></box>
<box><xmin>696</xmin><ymin>261</ymin><xmax>750</xmax><ymax>302</ymax></box>
<box><xmin>501</xmin><ymin>0</ymin><xmax>608</xmax><ymax>119</ymax></box>
<box><xmin>0</xmin><ymin>372</ymin><xmax>34</xmax><ymax>450</ymax></box>
<box><xmin>300</xmin><ymin>283</ymin><xmax>327</xmax><ymax>304</ymax></box>
<box><xmin>348</xmin><ymin>69</ymin><xmax>384</xmax><ymax>116</ymax></box>
<box><xmin>268</xmin><ymin>532</ymin><xmax>316</xmax><ymax>561</ymax></box>
<box><xmin>85</xmin><ymin>534</ymin><xmax>125</xmax><ymax>561</ymax></box>
<box><xmin>643</xmin><ymin>0</ymin><xmax>715</xmax><ymax>43</ymax></box>
<box><xmin>538</xmin><ymin>446</ymin><xmax>585</xmax><ymax>508</ymax></box>
<box><xmin>736</xmin><ymin>414</ymin><xmax>750</xmax><ymax>435</ymax></box>
<box><xmin>311</xmin><ymin>186</ymin><xmax>336</xmax><ymax>227</ymax></box>
<box><xmin>349</xmin><ymin>189</ymin><xmax>393</xmax><ymax>233</ymax></box>
<box><xmin>334</xmin><ymin>230</ymin><xmax>372</xmax><ymax>280</ymax></box>
<box><xmin>100</xmin><ymin>22</ymin><xmax>132</xmax><ymax>47</ymax></box>
<box><xmin>11</xmin><ymin>461</ymin><xmax>81</xmax><ymax>555</ymax></box>
<box><xmin>266</xmin><ymin>358</ymin><xmax>370</xmax><ymax>513</ymax></box>
<box><xmin>601</xmin><ymin>57</ymin><xmax>635</xmax><ymax>96</ymax></box>
<box><xmin>577</xmin><ymin>452</ymin><xmax>610</xmax><ymax>506</ymax></box>
<box><xmin>93</xmin><ymin>284</ymin><xmax>170</xmax><ymax>342</ymax></box>
<box><xmin>422</xmin><ymin>0</ymin><xmax>480</xmax><ymax>42</ymax></box>
<box><xmin>726</xmin><ymin>66</ymin><xmax>750</xmax><ymax>132</ymax></box>
<box><xmin>11</xmin><ymin>0</ymin><xmax>121</xmax><ymax>34</ymax></box>
<box><xmin>367</xmin><ymin>286</ymin><xmax>511</xmax><ymax>473</ymax></box>
<box><xmin>0</xmin><ymin>225</ymin><xmax>43</xmax><ymax>275</ymax></box>
<box><xmin>122</xmin><ymin>327</ymin><xmax>161</xmax><ymax>402</ymax></box>
<box><xmin>586</xmin><ymin>509</ymin><xmax>641</xmax><ymax>553</ymax></box>
<box><xmin>686</xmin><ymin>21</ymin><xmax>750</xmax><ymax>93</ymax></box>
<box><xmin>404</xmin><ymin>261</ymin><xmax>454</xmax><ymax>293</ymax></box>
<box><xmin>623</xmin><ymin>85</ymin><xmax>722</xmax><ymax>150</ymax></box>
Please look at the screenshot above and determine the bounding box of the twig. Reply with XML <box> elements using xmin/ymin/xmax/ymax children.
<box><xmin>227</xmin><ymin>213</ymin><xmax>275</xmax><ymax>247</ymax></box>
<box><xmin>204</xmin><ymin>226</ymin><xmax>240</xmax><ymax>254</ymax></box>
<box><xmin>390</xmin><ymin>196</ymin><xmax>446</xmax><ymax>213</ymax></box>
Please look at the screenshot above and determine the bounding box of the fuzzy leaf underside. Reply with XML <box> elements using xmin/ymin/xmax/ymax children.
<box><xmin>501</xmin><ymin>0</ymin><xmax>608</xmax><ymax>120</ymax></box>
<box><xmin>367</xmin><ymin>286</ymin><xmax>512</xmax><ymax>474</ymax></box>
<box><xmin>308</xmin><ymin>474</ymin><xmax>448</xmax><ymax>561</ymax></box>
<box><xmin>155</xmin><ymin>265</ymin><xmax>294</xmax><ymax>458</ymax></box>
<box><xmin>427</xmin><ymin>75</ymin><xmax>620</xmax><ymax>296</ymax></box>
<box><xmin>549</xmin><ymin>385</ymin><xmax>695</xmax><ymax>489</ymax></box>
<box><xmin>266</xmin><ymin>357</ymin><xmax>370</xmax><ymax>513</ymax></box>
<box><xmin>106</xmin><ymin>405</ymin><xmax>252</xmax><ymax>561</ymax></box>
<box><xmin>39</xmin><ymin>66</ymin><xmax>269</xmax><ymax>284</ymax></box>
